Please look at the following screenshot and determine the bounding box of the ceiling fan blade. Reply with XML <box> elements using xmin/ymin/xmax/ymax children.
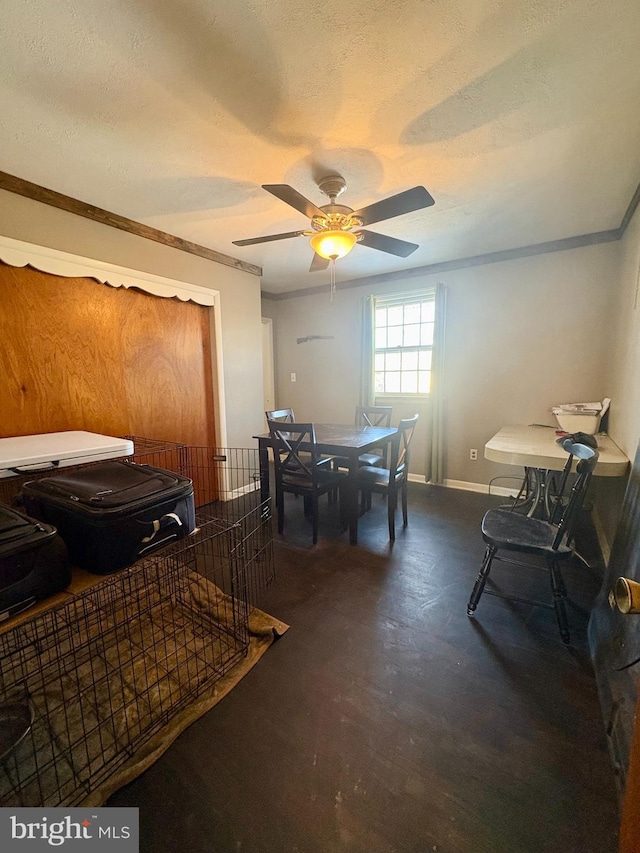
<box><xmin>356</xmin><ymin>230</ymin><xmax>419</xmax><ymax>257</ymax></box>
<box><xmin>352</xmin><ymin>186</ymin><xmax>435</xmax><ymax>227</ymax></box>
<box><xmin>232</xmin><ymin>230</ymin><xmax>306</xmax><ymax>247</ymax></box>
<box><xmin>309</xmin><ymin>252</ymin><xmax>330</xmax><ymax>272</ymax></box>
<box><xmin>262</xmin><ymin>184</ymin><xmax>325</xmax><ymax>219</ymax></box>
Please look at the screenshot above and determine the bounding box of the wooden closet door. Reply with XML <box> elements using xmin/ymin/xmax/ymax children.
<box><xmin>0</xmin><ymin>263</ymin><xmax>216</xmax><ymax>447</ymax></box>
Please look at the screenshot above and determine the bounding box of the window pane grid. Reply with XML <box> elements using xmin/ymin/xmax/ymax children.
<box><xmin>373</xmin><ymin>294</ymin><xmax>435</xmax><ymax>396</ymax></box>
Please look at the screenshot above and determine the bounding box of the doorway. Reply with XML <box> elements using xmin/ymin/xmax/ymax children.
<box><xmin>261</xmin><ymin>317</ymin><xmax>275</xmax><ymax>422</ymax></box>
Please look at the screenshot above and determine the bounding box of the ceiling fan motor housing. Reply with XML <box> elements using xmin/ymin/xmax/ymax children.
<box><xmin>317</xmin><ymin>174</ymin><xmax>347</xmax><ymax>201</ymax></box>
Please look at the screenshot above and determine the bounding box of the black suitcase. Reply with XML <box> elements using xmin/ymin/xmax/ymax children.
<box><xmin>21</xmin><ymin>461</ymin><xmax>196</xmax><ymax>575</ymax></box>
<box><xmin>0</xmin><ymin>504</ymin><xmax>71</xmax><ymax>620</ymax></box>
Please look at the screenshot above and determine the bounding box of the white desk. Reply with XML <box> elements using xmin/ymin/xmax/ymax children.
<box><xmin>485</xmin><ymin>424</ymin><xmax>629</xmax><ymax>477</ymax></box>
<box><xmin>485</xmin><ymin>424</ymin><xmax>629</xmax><ymax>519</ymax></box>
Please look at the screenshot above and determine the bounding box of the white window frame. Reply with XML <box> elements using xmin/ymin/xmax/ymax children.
<box><xmin>372</xmin><ymin>289</ymin><xmax>436</xmax><ymax>398</ymax></box>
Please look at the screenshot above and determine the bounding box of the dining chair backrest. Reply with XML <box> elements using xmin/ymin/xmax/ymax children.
<box><xmin>355</xmin><ymin>405</ymin><xmax>392</xmax><ymax>429</ymax></box>
<box><xmin>266</xmin><ymin>407</ymin><xmax>295</xmax><ymax>423</ymax></box>
<box><xmin>549</xmin><ymin>436</ymin><xmax>598</xmax><ymax>524</ymax></box>
<box><xmin>550</xmin><ymin>443</ymin><xmax>599</xmax><ymax>550</ymax></box>
<box><xmin>388</xmin><ymin>415</ymin><xmax>419</xmax><ymax>481</ymax></box>
<box><xmin>267</xmin><ymin>420</ymin><xmax>320</xmax><ymax>484</ymax></box>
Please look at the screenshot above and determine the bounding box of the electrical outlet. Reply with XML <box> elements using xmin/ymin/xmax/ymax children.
<box><xmin>290</xmin><ymin>372</ymin><xmax>296</xmax><ymax>382</ymax></box>
<box><xmin>470</xmin><ymin>448</ymin><xmax>478</xmax><ymax>461</ymax></box>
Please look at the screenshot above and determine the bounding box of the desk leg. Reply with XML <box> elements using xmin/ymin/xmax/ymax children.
<box><xmin>527</xmin><ymin>468</ymin><xmax>546</xmax><ymax>518</ymax></box>
<box><xmin>258</xmin><ymin>442</ymin><xmax>270</xmax><ymax>504</ymax></box>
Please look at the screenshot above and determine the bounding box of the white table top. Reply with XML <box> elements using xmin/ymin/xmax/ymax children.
<box><xmin>485</xmin><ymin>424</ymin><xmax>629</xmax><ymax>477</ymax></box>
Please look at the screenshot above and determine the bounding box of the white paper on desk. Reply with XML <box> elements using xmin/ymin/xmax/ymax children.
<box><xmin>552</xmin><ymin>400</ymin><xmax>605</xmax><ymax>414</ymax></box>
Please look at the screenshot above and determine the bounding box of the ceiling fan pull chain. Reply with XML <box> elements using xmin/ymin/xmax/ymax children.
<box><xmin>330</xmin><ymin>258</ymin><xmax>337</xmax><ymax>300</ymax></box>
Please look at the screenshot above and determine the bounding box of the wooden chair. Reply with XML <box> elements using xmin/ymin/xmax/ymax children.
<box><xmin>265</xmin><ymin>407</ymin><xmax>295</xmax><ymax>423</ymax></box>
<box><xmin>265</xmin><ymin>408</ymin><xmax>332</xmax><ymax>470</ymax></box>
<box><xmin>356</xmin><ymin>414</ymin><xmax>419</xmax><ymax>541</ymax></box>
<box><xmin>267</xmin><ymin>420</ymin><xmax>346</xmax><ymax>544</ymax></box>
<box><xmin>355</xmin><ymin>405</ymin><xmax>393</xmax><ymax>467</ymax></box>
<box><xmin>466</xmin><ymin>442</ymin><xmax>599</xmax><ymax>644</ymax></box>
<box><xmin>333</xmin><ymin>405</ymin><xmax>393</xmax><ymax>471</ymax></box>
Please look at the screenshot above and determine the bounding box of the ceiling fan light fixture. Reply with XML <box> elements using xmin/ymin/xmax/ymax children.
<box><xmin>309</xmin><ymin>230</ymin><xmax>357</xmax><ymax>260</ymax></box>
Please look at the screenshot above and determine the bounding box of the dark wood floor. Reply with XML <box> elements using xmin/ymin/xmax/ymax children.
<box><xmin>109</xmin><ymin>484</ymin><xmax>619</xmax><ymax>852</ymax></box>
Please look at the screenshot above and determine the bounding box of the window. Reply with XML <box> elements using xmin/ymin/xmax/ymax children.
<box><xmin>373</xmin><ymin>292</ymin><xmax>435</xmax><ymax>395</ymax></box>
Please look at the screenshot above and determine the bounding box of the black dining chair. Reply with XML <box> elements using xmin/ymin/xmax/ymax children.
<box><xmin>265</xmin><ymin>407</ymin><xmax>295</xmax><ymax>423</ymax></box>
<box><xmin>356</xmin><ymin>414</ymin><xmax>419</xmax><ymax>541</ymax></box>
<box><xmin>332</xmin><ymin>405</ymin><xmax>393</xmax><ymax>471</ymax></box>
<box><xmin>267</xmin><ymin>420</ymin><xmax>346</xmax><ymax>544</ymax></box>
<box><xmin>265</xmin><ymin>407</ymin><xmax>333</xmax><ymax>470</ymax></box>
<box><xmin>466</xmin><ymin>441</ymin><xmax>599</xmax><ymax>644</ymax></box>
<box><xmin>355</xmin><ymin>405</ymin><xmax>393</xmax><ymax>467</ymax></box>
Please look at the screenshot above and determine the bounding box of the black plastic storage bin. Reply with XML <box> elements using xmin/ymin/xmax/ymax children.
<box><xmin>21</xmin><ymin>461</ymin><xmax>195</xmax><ymax>574</ymax></box>
<box><xmin>0</xmin><ymin>504</ymin><xmax>71</xmax><ymax>618</ymax></box>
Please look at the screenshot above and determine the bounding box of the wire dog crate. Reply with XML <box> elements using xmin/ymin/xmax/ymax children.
<box><xmin>123</xmin><ymin>438</ymin><xmax>275</xmax><ymax>607</ymax></box>
<box><xmin>1</xmin><ymin>438</ymin><xmax>274</xmax><ymax>608</ymax></box>
<box><xmin>0</xmin><ymin>438</ymin><xmax>275</xmax><ymax>806</ymax></box>
<box><xmin>0</xmin><ymin>523</ymin><xmax>248</xmax><ymax>806</ymax></box>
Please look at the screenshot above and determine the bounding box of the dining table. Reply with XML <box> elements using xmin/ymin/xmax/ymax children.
<box><xmin>253</xmin><ymin>422</ymin><xmax>397</xmax><ymax>545</ymax></box>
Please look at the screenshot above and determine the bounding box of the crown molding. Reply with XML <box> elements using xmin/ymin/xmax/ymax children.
<box><xmin>619</xmin><ymin>180</ymin><xmax>640</xmax><ymax>237</ymax></box>
<box><xmin>0</xmin><ymin>170</ymin><xmax>262</xmax><ymax>277</ymax></box>
<box><xmin>3</xmin><ymin>168</ymin><xmax>637</xmax><ymax>301</ymax></box>
<box><xmin>262</xmin><ymin>179</ymin><xmax>640</xmax><ymax>300</ymax></box>
<box><xmin>261</xmin><ymin>227</ymin><xmax>621</xmax><ymax>301</ymax></box>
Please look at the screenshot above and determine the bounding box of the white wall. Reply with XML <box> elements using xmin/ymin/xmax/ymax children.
<box><xmin>591</xmin><ymin>204</ymin><xmax>640</xmax><ymax>556</ymax></box>
<box><xmin>0</xmin><ymin>189</ymin><xmax>265</xmax><ymax>448</ymax></box>
<box><xmin>607</xmin><ymin>207</ymin><xmax>640</xmax><ymax>460</ymax></box>
<box><xmin>262</xmin><ymin>241</ymin><xmax>619</xmax><ymax>485</ymax></box>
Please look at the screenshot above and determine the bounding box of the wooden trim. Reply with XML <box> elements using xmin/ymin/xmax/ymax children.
<box><xmin>619</xmin><ymin>180</ymin><xmax>640</xmax><ymax>237</ymax></box>
<box><xmin>5</xmin><ymin>168</ymin><xmax>635</xmax><ymax>297</ymax></box>
<box><xmin>210</xmin><ymin>302</ymin><xmax>228</xmax><ymax>449</ymax></box>
<box><xmin>0</xmin><ymin>170</ymin><xmax>262</xmax><ymax>277</ymax></box>
<box><xmin>262</xmin><ymin>228</ymin><xmax>621</xmax><ymax>300</ymax></box>
<box><xmin>0</xmin><ymin>235</ymin><xmax>217</xmax><ymax>306</ymax></box>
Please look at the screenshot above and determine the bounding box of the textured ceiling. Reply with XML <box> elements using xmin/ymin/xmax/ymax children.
<box><xmin>2</xmin><ymin>0</ymin><xmax>640</xmax><ymax>294</ymax></box>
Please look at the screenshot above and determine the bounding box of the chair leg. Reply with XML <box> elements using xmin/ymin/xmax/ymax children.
<box><xmin>338</xmin><ymin>485</ymin><xmax>347</xmax><ymax>529</ymax></box>
<box><xmin>388</xmin><ymin>491</ymin><xmax>397</xmax><ymax>541</ymax></box>
<box><xmin>555</xmin><ymin>566</ymin><xmax>568</xmax><ymax>599</ymax></box>
<box><xmin>275</xmin><ymin>489</ymin><xmax>284</xmax><ymax>535</ymax></box>
<box><xmin>548</xmin><ymin>559</ymin><xmax>570</xmax><ymax>644</ymax></box>
<box><xmin>312</xmin><ymin>495</ymin><xmax>319</xmax><ymax>545</ymax></box>
<box><xmin>401</xmin><ymin>482</ymin><xmax>408</xmax><ymax>527</ymax></box>
<box><xmin>467</xmin><ymin>545</ymin><xmax>496</xmax><ymax>616</ymax></box>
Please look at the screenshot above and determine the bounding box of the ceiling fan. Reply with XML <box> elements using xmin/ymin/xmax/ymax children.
<box><xmin>232</xmin><ymin>175</ymin><xmax>435</xmax><ymax>273</ymax></box>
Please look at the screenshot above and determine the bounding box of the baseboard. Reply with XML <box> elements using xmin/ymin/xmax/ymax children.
<box><xmin>224</xmin><ymin>481</ymin><xmax>260</xmax><ymax>502</ymax></box>
<box><xmin>440</xmin><ymin>478</ymin><xmax>520</xmax><ymax>498</ymax></box>
<box><xmin>591</xmin><ymin>502</ymin><xmax>612</xmax><ymax>566</ymax></box>
<box><xmin>407</xmin><ymin>474</ymin><xmax>519</xmax><ymax>498</ymax></box>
